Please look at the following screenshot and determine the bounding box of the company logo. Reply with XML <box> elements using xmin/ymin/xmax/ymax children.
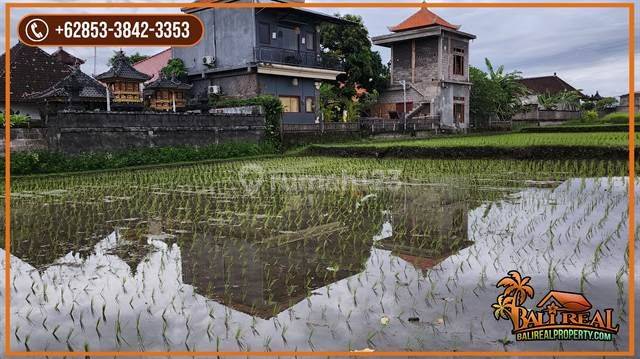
<box><xmin>491</xmin><ymin>270</ymin><xmax>619</xmax><ymax>341</ymax></box>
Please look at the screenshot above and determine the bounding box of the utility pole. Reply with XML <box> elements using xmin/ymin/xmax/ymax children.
<box><xmin>399</xmin><ymin>80</ymin><xmax>407</xmax><ymax>131</ymax></box>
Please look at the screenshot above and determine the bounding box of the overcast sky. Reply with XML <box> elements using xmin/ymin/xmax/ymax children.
<box><xmin>1</xmin><ymin>0</ymin><xmax>637</xmax><ymax>97</ymax></box>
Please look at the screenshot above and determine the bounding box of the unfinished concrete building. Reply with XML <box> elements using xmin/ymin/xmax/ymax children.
<box><xmin>371</xmin><ymin>8</ymin><xmax>475</xmax><ymax>130</ymax></box>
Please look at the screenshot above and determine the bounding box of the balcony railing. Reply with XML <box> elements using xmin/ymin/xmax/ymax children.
<box><xmin>254</xmin><ymin>47</ymin><xmax>344</xmax><ymax>71</ymax></box>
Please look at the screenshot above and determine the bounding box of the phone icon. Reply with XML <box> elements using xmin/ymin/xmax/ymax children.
<box><xmin>25</xmin><ymin>19</ymin><xmax>49</xmax><ymax>43</ymax></box>
<box><xmin>31</xmin><ymin>23</ymin><xmax>43</xmax><ymax>39</ymax></box>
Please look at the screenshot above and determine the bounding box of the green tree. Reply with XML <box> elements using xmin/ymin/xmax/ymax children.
<box><xmin>595</xmin><ymin>97</ymin><xmax>617</xmax><ymax>111</ymax></box>
<box><xmin>556</xmin><ymin>90</ymin><xmax>582</xmax><ymax>111</ymax></box>
<box><xmin>107</xmin><ymin>52</ymin><xmax>148</xmax><ymax>66</ymax></box>
<box><xmin>537</xmin><ymin>91</ymin><xmax>559</xmax><ymax>110</ymax></box>
<box><xmin>161</xmin><ymin>58</ymin><xmax>187</xmax><ymax>78</ymax></box>
<box><xmin>319</xmin><ymin>14</ymin><xmax>388</xmax><ymax>120</ymax></box>
<box><xmin>484</xmin><ymin>58</ymin><xmax>528</xmax><ymax>121</ymax></box>
<box><xmin>469</xmin><ymin>59</ymin><xmax>528</xmax><ymax>127</ymax></box>
<box><xmin>469</xmin><ymin>66</ymin><xmax>500</xmax><ymax>128</ymax></box>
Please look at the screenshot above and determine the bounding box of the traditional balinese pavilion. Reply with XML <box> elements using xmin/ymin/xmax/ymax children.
<box><xmin>143</xmin><ymin>76</ymin><xmax>192</xmax><ymax>112</ymax></box>
<box><xmin>27</xmin><ymin>67</ymin><xmax>107</xmax><ymax>119</ymax></box>
<box><xmin>96</xmin><ymin>51</ymin><xmax>151</xmax><ymax>110</ymax></box>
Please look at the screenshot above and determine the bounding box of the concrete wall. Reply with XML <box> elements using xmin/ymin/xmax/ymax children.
<box><xmin>190</xmin><ymin>71</ymin><xmax>260</xmax><ymax>101</ymax></box>
<box><xmin>440</xmin><ymin>83</ymin><xmax>470</xmax><ymax>128</ymax></box>
<box><xmin>47</xmin><ymin>111</ymin><xmax>265</xmax><ymax>154</ymax></box>
<box><xmin>0</xmin><ymin>128</ymin><xmax>48</xmax><ymax>152</ymax></box>
<box><xmin>174</xmin><ymin>8</ymin><xmax>256</xmax><ymax>75</ymax></box>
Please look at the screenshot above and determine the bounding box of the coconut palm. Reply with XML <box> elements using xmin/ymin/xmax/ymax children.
<box><xmin>492</xmin><ymin>294</ymin><xmax>514</xmax><ymax>320</ymax></box>
<box><xmin>496</xmin><ymin>270</ymin><xmax>534</xmax><ymax>305</ymax></box>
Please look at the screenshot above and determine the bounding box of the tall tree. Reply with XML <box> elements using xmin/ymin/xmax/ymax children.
<box><xmin>469</xmin><ymin>59</ymin><xmax>528</xmax><ymax>127</ymax></box>
<box><xmin>320</xmin><ymin>14</ymin><xmax>388</xmax><ymax>94</ymax></box>
<box><xmin>318</xmin><ymin>14</ymin><xmax>388</xmax><ymax>121</ymax></box>
<box><xmin>484</xmin><ymin>58</ymin><xmax>528</xmax><ymax>121</ymax></box>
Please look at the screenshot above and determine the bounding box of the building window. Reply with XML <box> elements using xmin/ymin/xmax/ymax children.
<box><xmin>279</xmin><ymin>96</ymin><xmax>300</xmax><ymax>113</ymax></box>
<box><xmin>258</xmin><ymin>22</ymin><xmax>270</xmax><ymax>45</ymax></box>
<box><xmin>305</xmin><ymin>97</ymin><xmax>315</xmax><ymax>113</ymax></box>
<box><xmin>454</xmin><ymin>102</ymin><xmax>465</xmax><ymax>123</ymax></box>
<box><xmin>304</xmin><ymin>33</ymin><xmax>314</xmax><ymax>51</ymax></box>
<box><xmin>453</xmin><ymin>48</ymin><xmax>465</xmax><ymax>76</ymax></box>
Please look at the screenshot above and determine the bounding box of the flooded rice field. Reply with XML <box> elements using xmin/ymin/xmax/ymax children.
<box><xmin>0</xmin><ymin>157</ymin><xmax>637</xmax><ymax>355</ymax></box>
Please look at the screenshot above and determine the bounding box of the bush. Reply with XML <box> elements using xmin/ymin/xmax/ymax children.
<box><xmin>9</xmin><ymin>142</ymin><xmax>278</xmax><ymax>175</ymax></box>
<box><xmin>1</xmin><ymin>113</ymin><xmax>31</xmax><ymax>127</ymax></box>
<box><xmin>211</xmin><ymin>95</ymin><xmax>284</xmax><ymax>147</ymax></box>
<box><xmin>581</xmin><ymin>110</ymin><xmax>598</xmax><ymax>122</ymax></box>
<box><xmin>600</xmin><ymin>112</ymin><xmax>639</xmax><ymax>125</ymax></box>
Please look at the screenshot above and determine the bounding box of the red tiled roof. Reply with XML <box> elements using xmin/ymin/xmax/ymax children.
<box><xmin>390</xmin><ymin>8</ymin><xmax>460</xmax><ymax>32</ymax></box>
<box><xmin>133</xmin><ymin>48</ymin><xmax>172</xmax><ymax>83</ymax></box>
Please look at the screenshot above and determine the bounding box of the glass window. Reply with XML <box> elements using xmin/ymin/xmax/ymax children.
<box><xmin>305</xmin><ymin>97</ymin><xmax>315</xmax><ymax>113</ymax></box>
<box><xmin>279</xmin><ymin>96</ymin><xmax>300</xmax><ymax>113</ymax></box>
<box><xmin>304</xmin><ymin>33</ymin><xmax>314</xmax><ymax>51</ymax></box>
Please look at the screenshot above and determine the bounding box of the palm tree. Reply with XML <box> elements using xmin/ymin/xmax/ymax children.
<box><xmin>484</xmin><ymin>58</ymin><xmax>529</xmax><ymax>121</ymax></box>
<box><xmin>496</xmin><ymin>270</ymin><xmax>534</xmax><ymax>305</ymax></box>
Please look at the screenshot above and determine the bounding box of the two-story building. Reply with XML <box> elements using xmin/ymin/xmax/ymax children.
<box><xmin>173</xmin><ymin>1</ymin><xmax>350</xmax><ymax>123</ymax></box>
<box><xmin>371</xmin><ymin>8</ymin><xmax>475</xmax><ymax>129</ymax></box>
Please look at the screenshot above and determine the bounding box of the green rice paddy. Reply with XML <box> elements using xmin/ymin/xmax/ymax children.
<box><xmin>0</xmin><ymin>157</ymin><xmax>636</xmax><ymax>354</ymax></box>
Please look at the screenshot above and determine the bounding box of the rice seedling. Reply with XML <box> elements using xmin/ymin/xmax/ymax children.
<box><xmin>0</xmin><ymin>157</ymin><xmax>634</xmax><ymax>354</ymax></box>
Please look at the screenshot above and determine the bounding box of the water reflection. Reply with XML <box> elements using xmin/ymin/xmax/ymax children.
<box><xmin>0</xmin><ymin>175</ymin><xmax>634</xmax><ymax>353</ymax></box>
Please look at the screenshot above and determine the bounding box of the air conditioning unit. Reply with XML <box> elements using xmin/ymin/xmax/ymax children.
<box><xmin>202</xmin><ymin>56</ymin><xmax>216</xmax><ymax>66</ymax></box>
<box><xmin>208</xmin><ymin>85</ymin><xmax>221</xmax><ymax>95</ymax></box>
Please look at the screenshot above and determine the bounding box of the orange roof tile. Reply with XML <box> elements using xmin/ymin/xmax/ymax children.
<box><xmin>390</xmin><ymin>8</ymin><xmax>460</xmax><ymax>32</ymax></box>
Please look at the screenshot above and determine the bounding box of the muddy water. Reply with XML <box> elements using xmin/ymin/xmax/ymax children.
<box><xmin>0</xmin><ymin>158</ymin><xmax>637</xmax><ymax>355</ymax></box>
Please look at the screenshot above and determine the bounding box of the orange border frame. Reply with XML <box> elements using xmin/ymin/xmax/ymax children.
<box><xmin>3</xmin><ymin>2</ymin><xmax>636</xmax><ymax>357</ymax></box>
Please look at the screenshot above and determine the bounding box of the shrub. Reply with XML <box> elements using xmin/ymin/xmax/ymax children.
<box><xmin>211</xmin><ymin>95</ymin><xmax>284</xmax><ymax>147</ymax></box>
<box><xmin>9</xmin><ymin>142</ymin><xmax>278</xmax><ymax>175</ymax></box>
<box><xmin>600</xmin><ymin>112</ymin><xmax>639</xmax><ymax>125</ymax></box>
<box><xmin>1</xmin><ymin>113</ymin><xmax>31</xmax><ymax>127</ymax></box>
<box><xmin>581</xmin><ymin>110</ymin><xmax>598</xmax><ymax>122</ymax></box>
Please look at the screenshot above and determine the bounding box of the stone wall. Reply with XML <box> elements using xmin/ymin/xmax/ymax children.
<box><xmin>0</xmin><ymin>128</ymin><xmax>48</xmax><ymax>152</ymax></box>
<box><xmin>47</xmin><ymin>111</ymin><xmax>265</xmax><ymax>154</ymax></box>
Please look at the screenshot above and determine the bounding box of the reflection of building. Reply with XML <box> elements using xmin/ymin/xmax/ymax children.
<box><xmin>96</xmin><ymin>51</ymin><xmax>151</xmax><ymax>110</ymax></box>
<box><xmin>371</xmin><ymin>9</ymin><xmax>475</xmax><ymax>129</ymax></box>
<box><xmin>375</xmin><ymin>186</ymin><xmax>472</xmax><ymax>271</ymax></box>
<box><xmin>181</xmin><ymin>223</ymin><xmax>372</xmax><ymax>319</ymax></box>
